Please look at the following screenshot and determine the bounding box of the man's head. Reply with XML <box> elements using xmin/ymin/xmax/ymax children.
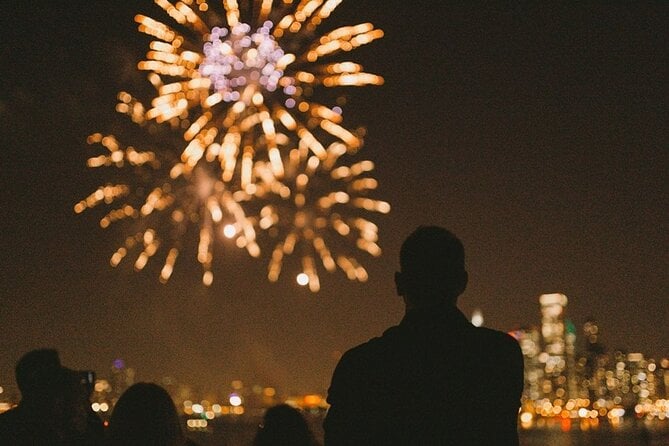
<box><xmin>15</xmin><ymin>348</ymin><xmax>67</xmax><ymax>402</ymax></box>
<box><xmin>395</xmin><ymin>226</ymin><xmax>468</xmax><ymax>307</ymax></box>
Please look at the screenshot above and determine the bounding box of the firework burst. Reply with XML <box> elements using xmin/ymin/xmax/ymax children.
<box><xmin>78</xmin><ymin>0</ymin><xmax>388</xmax><ymax>289</ymax></box>
<box><xmin>250</xmin><ymin>141</ymin><xmax>390</xmax><ymax>292</ymax></box>
<box><xmin>134</xmin><ymin>0</ymin><xmax>384</xmax><ymax>185</ymax></box>
<box><xmin>74</xmin><ymin>119</ymin><xmax>260</xmax><ymax>285</ymax></box>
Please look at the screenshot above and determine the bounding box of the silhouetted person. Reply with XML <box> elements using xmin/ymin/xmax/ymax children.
<box><xmin>60</xmin><ymin>367</ymin><xmax>104</xmax><ymax>445</ymax></box>
<box><xmin>254</xmin><ymin>404</ymin><xmax>319</xmax><ymax>446</ymax></box>
<box><xmin>106</xmin><ymin>382</ymin><xmax>196</xmax><ymax>446</ymax></box>
<box><xmin>0</xmin><ymin>348</ymin><xmax>103</xmax><ymax>445</ymax></box>
<box><xmin>324</xmin><ymin>226</ymin><xmax>524</xmax><ymax>445</ymax></box>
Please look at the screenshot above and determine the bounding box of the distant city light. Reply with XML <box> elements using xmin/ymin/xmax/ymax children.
<box><xmin>3</xmin><ymin>292</ymin><xmax>666</xmax><ymax>433</ymax></box>
<box><xmin>471</xmin><ymin>309</ymin><xmax>484</xmax><ymax>327</ymax></box>
<box><xmin>303</xmin><ymin>394</ymin><xmax>323</xmax><ymax>407</ymax></box>
<box><xmin>91</xmin><ymin>402</ymin><xmax>109</xmax><ymax>414</ymax></box>
<box><xmin>609</xmin><ymin>408</ymin><xmax>625</xmax><ymax>418</ymax></box>
<box><xmin>263</xmin><ymin>387</ymin><xmax>276</xmax><ymax>397</ymax></box>
<box><xmin>187</xmin><ymin>419</ymin><xmax>208</xmax><ymax>429</ymax></box>
<box><xmin>229</xmin><ymin>394</ymin><xmax>242</xmax><ymax>407</ymax></box>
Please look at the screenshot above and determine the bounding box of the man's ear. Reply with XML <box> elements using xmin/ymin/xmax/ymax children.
<box><xmin>394</xmin><ymin>271</ymin><xmax>405</xmax><ymax>296</ymax></box>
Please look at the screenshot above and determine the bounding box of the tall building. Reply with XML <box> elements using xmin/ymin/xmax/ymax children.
<box><xmin>110</xmin><ymin>358</ymin><xmax>135</xmax><ymax>404</ymax></box>
<box><xmin>565</xmin><ymin>319</ymin><xmax>579</xmax><ymax>399</ymax></box>
<box><xmin>509</xmin><ymin>326</ymin><xmax>542</xmax><ymax>401</ymax></box>
<box><xmin>539</xmin><ymin>293</ymin><xmax>568</xmax><ymax>400</ymax></box>
<box><xmin>582</xmin><ymin>319</ymin><xmax>607</xmax><ymax>400</ymax></box>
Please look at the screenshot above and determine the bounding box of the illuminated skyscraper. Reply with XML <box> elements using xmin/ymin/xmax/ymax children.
<box><xmin>110</xmin><ymin>358</ymin><xmax>135</xmax><ymax>404</ymax></box>
<box><xmin>565</xmin><ymin>319</ymin><xmax>578</xmax><ymax>399</ymax></box>
<box><xmin>539</xmin><ymin>293</ymin><xmax>568</xmax><ymax>400</ymax></box>
<box><xmin>624</xmin><ymin>353</ymin><xmax>657</xmax><ymax>406</ymax></box>
<box><xmin>582</xmin><ymin>319</ymin><xmax>606</xmax><ymax>399</ymax></box>
<box><xmin>509</xmin><ymin>326</ymin><xmax>542</xmax><ymax>401</ymax></box>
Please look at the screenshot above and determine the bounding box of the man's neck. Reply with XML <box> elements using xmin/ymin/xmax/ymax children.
<box><xmin>403</xmin><ymin>296</ymin><xmax>457</xmax><ymax>315</ymax></box>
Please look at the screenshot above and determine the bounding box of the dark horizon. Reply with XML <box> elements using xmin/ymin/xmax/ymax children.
<box><xmin>1</xmin><ymin>1</ymin><xmax>666</xmax><ymax>396</ymax></box>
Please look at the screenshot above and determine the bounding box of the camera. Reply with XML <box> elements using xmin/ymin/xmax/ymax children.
<box><xmin>76</xmin><ymin>370</ymin><xmax>96</xmax><ymax>394</ymax></box>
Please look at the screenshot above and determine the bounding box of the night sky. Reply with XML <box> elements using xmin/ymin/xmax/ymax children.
<box><xmin>1</xmin><ymin>1</ymin><xmax>666</xmax><ymax>398</ymax></box>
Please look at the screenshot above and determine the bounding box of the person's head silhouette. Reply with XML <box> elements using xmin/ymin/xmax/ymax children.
<box><xmin>6</xmin><ymin>349</ymin><xmax>103</xmax><ymax>443</ymax></box>
<box><xmin>15</xmin><ymin>348</ymin><xmax>67</xmax><ymax>403</ymax></box>
<box><xmin>107</xmin><ymin>382</ymin><xmax>187</xmax><ymax>446</ymax></box>
<box><xmin>253</xmin><ymin>404</ymin><xmax>316</xmax><ymax>446</ymax></box>
<box><xmin>395</xmin><ymin>226</ymin><xmax>468</xmax><ymax>308</ymax></box>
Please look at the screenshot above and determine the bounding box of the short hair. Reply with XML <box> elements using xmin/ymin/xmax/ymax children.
<box><xmin>254</xmin><ymin>404</ymin><xmax>315</xmax><ymax>446</ymax></box>
<box><xmin>399</xmin><ymin>226</ymin><xmax>466</xmax><ymax>299</ymax></box>
<box><xmin>108</xmin><ymin>382</ymin><xmax>186</xmax><ymax>446</ymax></box>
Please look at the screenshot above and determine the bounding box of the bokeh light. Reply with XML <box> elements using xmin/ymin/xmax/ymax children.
<box><xmin>77</xmin><ymin>0</ymin><xmax>388</xmax><ymax>290</ymax></box>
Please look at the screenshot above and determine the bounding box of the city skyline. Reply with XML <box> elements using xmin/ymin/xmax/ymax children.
<box><xmin>2</xmin><ymin>293</ymin><xmax>667</xmax><ymax>437</ymax></box>
<box><xmin>1</xmin><ymin>1</ymin><xmax>666</xmax><ymax>396</ymax></box>
<box><xmin>1</xmin><ymin>291</ymin><xmax>665</xmax><ymax>401</ymax></box>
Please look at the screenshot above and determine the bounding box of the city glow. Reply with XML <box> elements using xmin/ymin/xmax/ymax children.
<box><xmin>512</xmin><ymin>295</ymin><xmax>669</xmax><ymax>433</ymax></box>
<box><xmin>263</xmin><ymin>387</ymin><xmax>276</xmax><ymax>397</ymax></box>
<box><xmin>77</xmin><ymin>0</ymin><xmax>388</xmax><ymax>289</ymax></box>
<box><xmin>4</xmin><ymin>297</ymin><xmax>666</xmax><ymax>437</ymax></box>
<box><xmin>186</xmin><ymin>419</ymin><xmax>208</xmax><ymax>429</ymax></box>
<box><xmin>471</xmin><ymin>309</ymin><xmax>483</xmax><ymax>327</ymax></box>
<box><xmin>229</xmin><ymin>394</ymin><xmax>242</xmax><ymax>407</ymax></box>
<box><xmin>302</xmin><ymin>394</ymin><xmax>325</xmax><ymax>407</ymax></box>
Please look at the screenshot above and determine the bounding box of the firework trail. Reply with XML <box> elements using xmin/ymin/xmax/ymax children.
<box><xmin>250</xmin><ymin>138</ymin><xmax>390</xmax><ymax>292</ymax></box>
<box><xmin>75</xmin><ymin>106</ymin><xmax>260</xmax><ymax>285</ymax></box>
<box><xmin>78</xmin><ymin>0</ymin><xmax>388</xmax><ymax>289</ymax></box>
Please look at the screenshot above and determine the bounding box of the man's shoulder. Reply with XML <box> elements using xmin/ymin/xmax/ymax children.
<box><xmin>473</xmin><ymin>326</ymin><xmax>522</xmax><ymax>354</ymax></box>
<box><xmin>0</xmin><ymin>406</ymin><xmax>26</xmax><ymax>441</ymax></box>
<box><xmin>339</xmin><ymin>334</ymin><xmax>384</xmax><ymax>362</ymax></box>
<box><xmin>475</xmin><ymin>326</ymin><xmax>519</xmax><ymax>344</ymax></box>
<box><xmin>336</xmin><ymin>325</ymin><xmax>403</xmax><ymax>370</ymax></box>
<box><xmin>0</xmin><ymin>406</ymin><xmax>21</xmax><ymax>423</ymax></box>
<box><xmin>468</xmin><ymin>326</ymin><xmax>524</xmax><ymax>376</ymax></box>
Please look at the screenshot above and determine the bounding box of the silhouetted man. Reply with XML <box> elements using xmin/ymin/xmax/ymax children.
<box><xmin>324</xmin><ymin>226</ymin><xmax>524</xmax><ymax>445</ymax></box>
<box><xmin>0</xmin><ymin>349</ymin><xmax>103</xmax><ymax>445</ymax></box>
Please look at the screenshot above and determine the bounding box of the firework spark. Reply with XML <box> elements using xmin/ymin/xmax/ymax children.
<box><xmin>134</xmin><ymin>0</ymin><xmax>384</xmax><ymax>186</ymax></box>
<box><xmin>250</xmin><ymin>140</ymin><xmax>390</xmax><ymax>292</ymax></box>
<box><xmin>75</xmin><ymin>117</ymin><xmax>260</xmax><ymax>286</ymax></box>
<box><xmin>78</xmin><ymin>0</ymin><xmax>388</xmax><ymax>289</ymax></box>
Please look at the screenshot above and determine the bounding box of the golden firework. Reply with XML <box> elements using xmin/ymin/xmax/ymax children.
<box><xmin>75</xmin><ymin>121</ymin><xmax>260</xmax><ymax>285</ymax></box>
<box><xmin>134</xmin><ymin>0</ymin><xmax>383</xmax><ymax>186</ymax></box>
<box><xmin>251</xmin><ymin>140</ymin><xmax>390</xmax><ymax>292</ymax></box>
<box><xmin>78</xmin><ymin>0</ymin><xmax>388</xmax><ymax>289</ymax></box>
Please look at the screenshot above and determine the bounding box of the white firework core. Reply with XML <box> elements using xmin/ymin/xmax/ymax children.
<box><xmin>200</xmin><ymin>22</ymin><xmax>285</xmax><ymax>102</ymax></box>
